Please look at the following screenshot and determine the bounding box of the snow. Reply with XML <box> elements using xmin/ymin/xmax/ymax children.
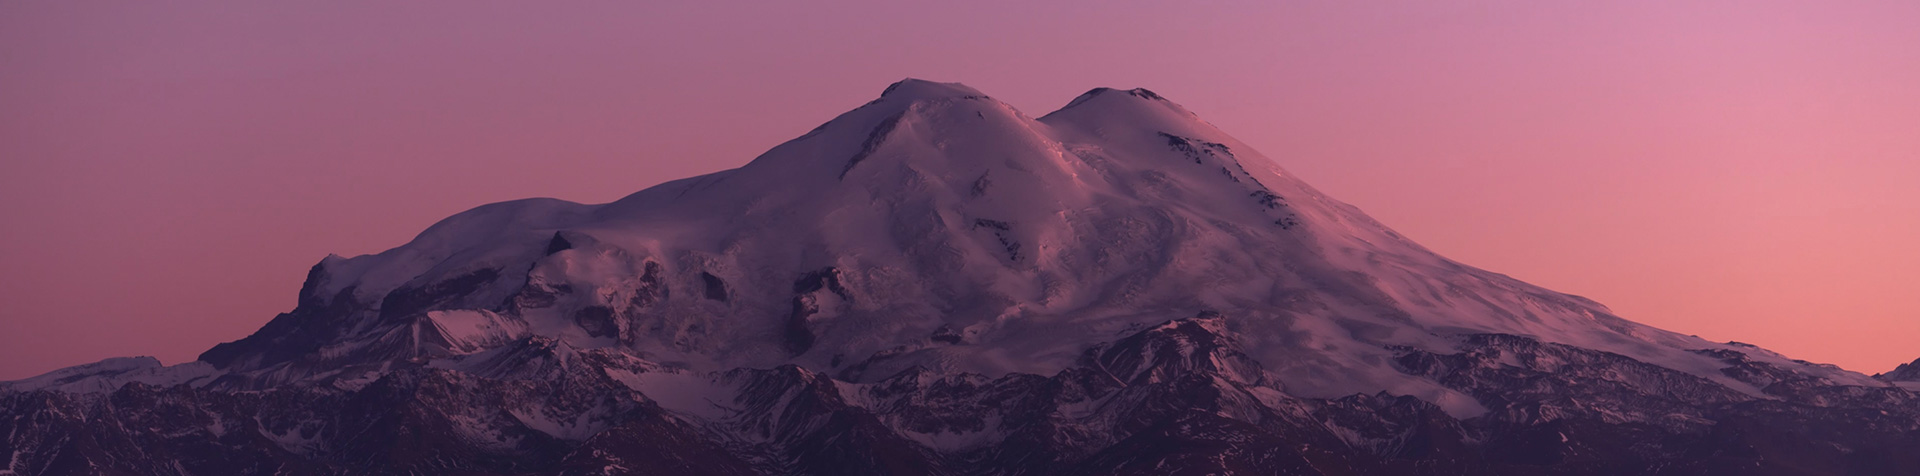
<box><xmin>899</xmin><ymin>415</ymin><xmax>1007</xmax><ymax>452</ymax></box>
<box><xmin>833</xmin><ymin>381</ymin><xmax>878</xmax><ymax>409</ymax></box>
<box><xmin>205</xmin><ymin>412</ymin><xmax>227</xmax><ymax>437</ymax></box>
<box><xmin>259</xmin><ymin>424</ymin><xmax>322</xmax><ymax>455</ymax></box>
<box><xmin>508</xmin><ymin>406</ymin><xmax>608</xmax><ymax>441</ymax></box>
<box><xmin>1</xmin><ymin>356</ymin><xmax>220</xmax><ymax>393</ymax></box>
<box><xmin>625</xmin><ymin>370</ymin><xmax>738</xmax><ymax>421</ymax></box>
<box><xmin>423</xmin><ymin>310</ymin><xmax>527</xmax><ymax>353</ymax></box>
<box><xmin>447</xmin><ymin>413</ymin><xmax>522</xmax><ymax>450</ymax></box>
<box><xmin>327</xmin><ymin>365</ymin><xmax>388</xmax><ymax>391</ymax></box>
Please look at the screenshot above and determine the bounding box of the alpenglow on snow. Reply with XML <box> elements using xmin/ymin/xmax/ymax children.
<box><xmin>5</xmin><ymin>79</ymin><xmax>1917</xmax><ymax>476</ymax></box>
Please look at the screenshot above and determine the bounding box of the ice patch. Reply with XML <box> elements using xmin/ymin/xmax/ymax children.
<box><xmin>627</xmin><ymin>371</ymin><xmax>738</xmax><ymax>420</ymax></box>
<box><xmin>509</xmin><ymin>407</ymin><xmax>607</xmax><ymax>441</ymax></box>
<box><xmin>900</xmin><ymin>415</ymin><xmax>1006</xmax><ymax>452</ymax></box>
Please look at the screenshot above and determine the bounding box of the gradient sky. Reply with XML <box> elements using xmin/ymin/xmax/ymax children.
<box><xmin>2</xmin><ymin>1</ymin><xmax>1917</xmax><ymax>380</ymax></box>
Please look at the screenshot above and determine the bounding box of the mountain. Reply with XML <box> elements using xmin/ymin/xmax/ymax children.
<box><xmin>1877</xmin><ymin>358</ymin><xmax>1920</xmax><ymax>389</ymax></box>
<box><xmin>5</xmin><ymin>79</ymin><xmax>1917</xmax><ymax>476</ymax></box>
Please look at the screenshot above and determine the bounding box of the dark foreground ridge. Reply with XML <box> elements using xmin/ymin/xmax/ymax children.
<box><xmin>6</xmin><ymin>316</ymin><xmax>1919</xmax><ymax>475</ymax></box>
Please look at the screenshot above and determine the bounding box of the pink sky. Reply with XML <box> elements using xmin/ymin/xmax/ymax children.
<box><xmin>2</xmin><ymin>1</ymin><xmax>1916</xmax><ymax>380</ymax></box>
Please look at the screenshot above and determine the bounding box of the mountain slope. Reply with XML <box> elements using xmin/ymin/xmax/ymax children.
<box><xmin>190</xmin><ymin>79</ymin><xmax>1871</xmax><ymax>405</ymax></box>
<box><xmin>5</xmin><ymin>79</ymin><xmax>1915</xmax><ymax>476</ymax></box>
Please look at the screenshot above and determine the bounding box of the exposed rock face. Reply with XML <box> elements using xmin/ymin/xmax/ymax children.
<box><xmin>1878</xmin><ymin>357</ymin><xmax>1920</xmax><ymax>382</ymax></box>
<box><xmin>5</xmin><ymin>79</ymin><xmax>1917</xmax><ymax>475</ymax></box>
<box><xmin>6</xmin><ymin>317</ymin><xmax>1918</xmax><ymax>475</ymax></box>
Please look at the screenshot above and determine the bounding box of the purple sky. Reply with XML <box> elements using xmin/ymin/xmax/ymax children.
<box><xmin>3</xmin><ymin>1</ymin><xmax>1917</xmax><ymax>380</ymax></box>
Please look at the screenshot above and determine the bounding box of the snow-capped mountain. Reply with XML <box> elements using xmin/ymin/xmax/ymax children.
<box><xmin>5</xmin><ymin>79</ymin><xmax>1917</xmax><ymax>476</ymax></box>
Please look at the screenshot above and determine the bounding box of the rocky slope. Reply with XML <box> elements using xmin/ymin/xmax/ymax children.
<box><xmin>5</xmin><ymin>79</ymin><xmax>1916</xmax><ymax>476</ymax></box>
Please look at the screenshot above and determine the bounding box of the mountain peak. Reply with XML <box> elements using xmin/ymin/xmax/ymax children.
<box><xmin>1047</xmin><ymin>86</ymin><xmax>1178</xmax><ymax>115</ymax></box>
<box><xmin>1063</xmin><ymin>87</ymin><xmax>1166</xmax><ymax>107</ymax></box>
<box><xmin>877</xmin><ymin>78</ymin><xmax>988</xmax><ymax>102</ymax></box>
<box><xmin>1879</xmin><ymin>357</ymin><xmax>1920</xmax><ymax>382</ymax></box>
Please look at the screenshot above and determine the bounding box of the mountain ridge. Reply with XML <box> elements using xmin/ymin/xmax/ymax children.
<box><xmin>19</xmin><ymin>77</ymin><xmax>1892</xmax><ymax>402</ymax></box>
